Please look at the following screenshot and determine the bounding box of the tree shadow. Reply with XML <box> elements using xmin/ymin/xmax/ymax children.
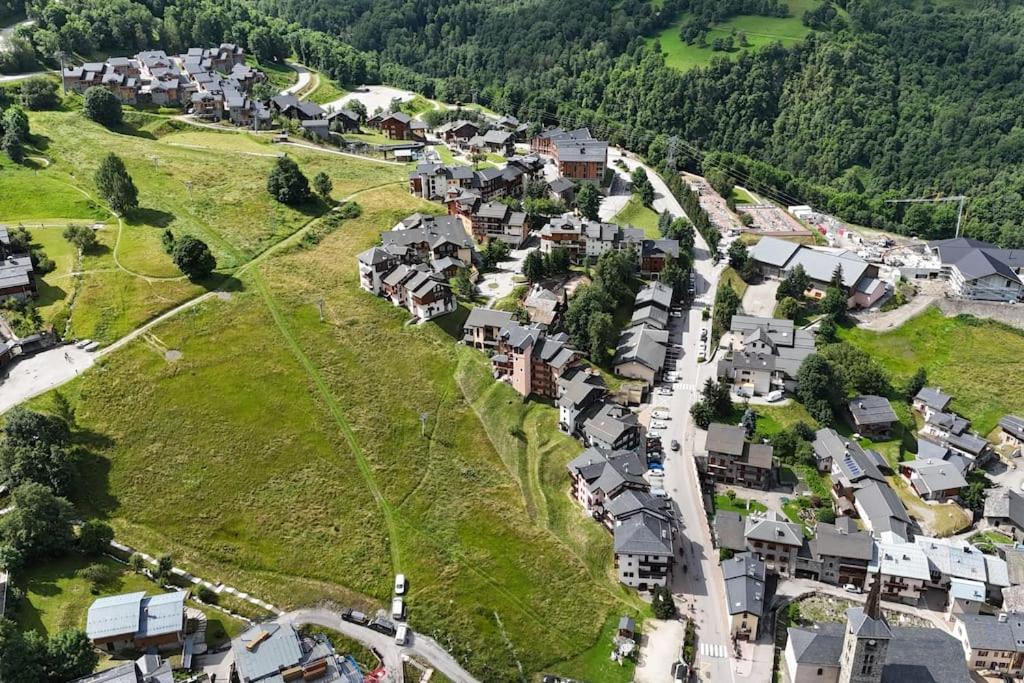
<box><xmin>109</xmin><ymin>121</ymin><xmax>157</xmax><ymax>141</ymax></box>
<box><xmin>34</xmin><ymin>280</ymin><xmax>68</xmax><ymax>309</ymax></box>
<box><xmin>203</xmin><ymin>274</ymin><xmax>244</xmax><ymax>293</ymax></box>
<box><xmin>71</xmin><ymin>447</ymin><xmax>118</xmax><ymax>518</ymax></box>
<box><xmin>128</xmin><ymin>208</ymin><xmax>176</xmax><ymax>228</ymax></box>
<box><xmin>81</xmin><ymin>243</ymin><xmax>112</xmax><ymax>258</ymax></box>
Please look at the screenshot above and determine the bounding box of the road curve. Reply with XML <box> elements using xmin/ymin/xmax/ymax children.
<box><xmin>280</xmin><ymin>62</ymin><xmax>311</xmax><ymax>97</ymax></box>
<box><xmin>277</xmin><ymin>608</ymin><xmax>481</xmax><ymax>683</ymax></box>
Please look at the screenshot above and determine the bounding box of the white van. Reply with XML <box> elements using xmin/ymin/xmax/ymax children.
<box><xmin>766</xmin><ymin>390</ymin><xmax>784</xmax><ymax>402</ymax></box>
<box><xmin>391</xmin><ymin>597</ymin><xmax>405</xmax><ymax>620</ymax></box>
<box><xmin>395</xmin><ymin>624</ymin><xmax>409</xmax><ymax>645</ymax></box>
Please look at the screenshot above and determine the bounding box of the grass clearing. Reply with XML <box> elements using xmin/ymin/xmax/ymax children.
<box><xmin>251</xmin><ymin>58</ymin><xmax>297</xmax><ymax>93</ymax></box>
<box><xmin>648</xmin><ymin>0</ymin><xmax>820</xmax><ymax>72</ymax></box>
<box><xmin>714</xmin><ymin>493</ymin><xmax>767</xmax><ymax>516</ymax></box>
<box><xmin>721</xmin><ymin>266</ymin><xmax>749</xmax><ymax>300</ymax></box>
<box><xmin>33</xmin><ymin>185</ymin><xmax>636</xmax><ymax>680</ymax></box>
<box><xmin>731</xmin><ymin>186</ymin><xmax>756</xmax><ymax>204</ymax></box>
<box><xmin>839</xmin><ymin>307</ymin><xmax>1024</xmax><ymax>433</ymax></box>
<box><xmin>552</xmin><ymin>613</ymin><xmax>640</xmax><ymax>683</ymax></box>
<box><xmin>611</xmin><ymin>195</ymin><xmax>661</xmax><ymax>238</ymax></box>
<box><xmin>306</xmin><ymin>76</ymin><xmax>347</xmax><ymax>105</ymax></box>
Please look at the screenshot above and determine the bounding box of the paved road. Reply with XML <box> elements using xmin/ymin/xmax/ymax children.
<box><xmin>278</xmin><ymin>608</ymin><xmax>480</xmax><ymax>683</ymax></box>
<box><xmin>620</xmin><ymin>158</ymin><xmax>745</xmax><ymax>681</ymax></box>
<box><xmin>0</xmin><ymin>18</ymin><xmax>32</xmax><ymax>52</ymax></box>
<box><xmin>280</xmin><ymin>62</ymin><xmax>311</xmax><ymax>97</ymax></box>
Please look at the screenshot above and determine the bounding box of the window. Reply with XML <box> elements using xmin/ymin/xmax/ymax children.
<box><xmin>978</xmin><ymin>651</ymin><xmax>989</xmax><ymax>657</ymax></box>
<box><xmin>816</xmin><ymin>668</ymin><xmax>823</xmax><ymax>676</ymax></box>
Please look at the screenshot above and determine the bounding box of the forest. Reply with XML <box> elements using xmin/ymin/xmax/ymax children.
<box><xmin>7</xmin><ymin>0</ymin><xmax>1024</xmax><ymax>244</ymax></box>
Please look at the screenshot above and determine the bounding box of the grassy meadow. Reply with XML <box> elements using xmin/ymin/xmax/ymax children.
<box><xmin>2</xmin><ymin>108</ymin><xmax>408</xmax><ymax>343</ymax></box>
<box><xmin>648</xmin><ymin>0</ymin><xmax>821</xmax><ymax>72</ymax></box>
<box><xmin>31</xmin><ymin>184</ymin><xmax>640</xmax><ymax>680</ymax></box>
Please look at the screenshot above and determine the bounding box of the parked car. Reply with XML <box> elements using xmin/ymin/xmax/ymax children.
<box><xmin>735</xmin><ymin>387</ymin><xmax>752</xmax><ymax>398</ymax></box>
<box><xmin>391</xmin><ymin>597</ymin><xmax>405</xmax><ymax>620</ymax></box>
<box><xmin>651</xmin><ymin>420</ymin><xmax>669</xmax><ymax>430</ymax></box>
<box><xmin>651</xmin><ymin>487</ymin><xmax>668</xmax><ymax>498</ymax></box>
<box><xmin>657</xmin><ymin>387</ymin><xmax>673</xmax><ymax>396</ymax></box>
<box><xmin>652</xmin><ymin>408</ymin><xmax>671</xmax><ymax>420</ymax></box>
<box><xmin>670</xmin><ymin>440</ymin><xmax>680</xmax><ymax>452</ymax></box>
<box><xmin>843</xmin><ymin>584</ymin><xmax>861</xmax><ymax>594</ymax></box>
<box><xmin>368</xmin><ymin>617</ymin><xmax>396</xmax><ymax>637</ymax></box>
<box><xmin>648</xmin><ymin>462</ymin><xmax>664</xmax><ymax>472</ymax></box>
<box><xmin>700</xmin><ymin>329</ymin><xmax>708</xmax><ymax>341</ymax></box>
<box><xmin>395</xmin><ymin>624</ymin><xmax>409</xmax><ymax>645</ymax></box>
<box><xmin>672</xmin><ymin>661</ymin><xmax>691</xmax><ymax>681</ymax></box>
<box><xmin>341</xmin><ymin>608</ymin><xmax>369</xmax><ymax>626</ymax></box>
<box><xmin>394</xmin><ymin>573</ymin><xmax>407</xmax><ymax>595</ymax></box>
<box><xmin>766</xmin><ymin>390</ymin><xmax>784</xmax><ymax>403</ymax></box>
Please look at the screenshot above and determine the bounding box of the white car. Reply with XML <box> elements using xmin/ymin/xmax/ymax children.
<box><xmin>391</xmin><ymin>597</ymin><xmax>405</xmax><ymax>620</ymax></box>
<box><xmin>651</xmin><ymin>420</ymin><xmax>669</xmax><ymax>430</ymax></box>
<box><xmin>394</xmin><ymin>573</ymin><xmax>406</xmax><ymax>595</ymax></box>
<box><xmin>766</xmin><ymin>390</ymin><xmax>784</xmax><ymax>403</ymax></box>
<box><xmin>657</xmin><ymin>387</ymin><xmax>673</xmax><ymax>396</ymax></box>
<box><xmin>652</xmin><ymin>409</ymin><xmax>670</xmax><ymax>420</ymax></box>
<box><xmin>395</xmin><ymin>624</ymin><xmax>409</xmax><ymax>645</ymax></box>
<box><xmin>843</xmin><ymin>584</ymin><xmax>861</xmax><ymax>594</ymax></box>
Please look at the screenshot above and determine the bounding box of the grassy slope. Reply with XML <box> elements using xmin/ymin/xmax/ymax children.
<box><xmin>306</xmin><ymin>76</ymin><xmax>347</xmax><ymax>105</ymax></box>
<box><xmin>4</xmin><ymin>110</ymin><xmax>406</xmax><ymax>343</ymax></box>
<box><xmin>34</xmin><ymin>185</ymin><xmax>636</xmax><ymax>680</ymax></box>
<box><xmin>648</xmin><ymin>0</ymin><xmax>820</xmax><ymax>72</ymax></box>
<box><xmin>611</xmin><ymin>195</ymin><xmax>661</xmax><ymax>238</ymax></box>
<box><xmin>839</xmin><ymin>307</ymin><xmax>1024</xmax><ymax>434</ymax></box>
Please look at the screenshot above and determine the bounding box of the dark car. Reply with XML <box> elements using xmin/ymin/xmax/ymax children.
<box><xmin>670</xmin><ymin>440</ymin><xmax>680</xmax><ymax>451</ymax></box>
<box><xmin>368</xmin><ymin>617</ymin><xmax>397</xmax><ymax>637</ymax></box>
<box><xmin>341</xmin><ymin>608</ymin><xmax>369</xmax><ymax>625</ymax></box>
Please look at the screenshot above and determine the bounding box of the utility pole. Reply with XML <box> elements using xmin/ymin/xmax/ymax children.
<box><xmin>666</xmin><ymin>135</ymin><xmax>680</xmax><ymax>171</ymax></box>
<box><xmin>316</xmin><ymin>297</ymin><xmax>325</xmax><ymax>322</ymax></box>
<box><xmin>419</xmin><ymin>412</ymin><xmax>430</xmax><ymax>438</ymax></box>
<box><xmin>884</xmin><ymin>195</ymin><xmax>968</xmax><ymax>238</ymax></box>
<box><xmin>55</xmin><ymin>50</ymin><xmax>68</xmax><ymax>95</ymax></box>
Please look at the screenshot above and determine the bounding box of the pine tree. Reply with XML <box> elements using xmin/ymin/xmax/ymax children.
<box><xmin>94</xmin><ymin>153</ymin><xmax>138</xmax><ymax>215</ymax></box>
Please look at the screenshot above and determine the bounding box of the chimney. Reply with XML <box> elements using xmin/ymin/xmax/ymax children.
<box><xmin>1000</xmin><ymin>613</ymin><xmax>1009</xmax><ymax>623</ymax></box>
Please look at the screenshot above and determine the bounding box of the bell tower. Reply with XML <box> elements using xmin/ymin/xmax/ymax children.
<box><xmin>838</xmin><ymin>572</ymin><xmax>892</xmax><ymax>683</ymax></box>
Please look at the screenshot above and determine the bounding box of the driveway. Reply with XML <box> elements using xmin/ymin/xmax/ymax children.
<box><xmin>0</xmin><ymin>345</ymin><xmax>94</xmax><ymax>414</ymax></box>
<box><xmin>321</xmin><ymin>85</ymin><xmax>416</xmax><ymax>116</ymax></box>
<box><xmin>635</xmin><ymin>619</ymin><xmax>682</xmax><ymax>683</ymax></box>
<box><xmin>741</xmin><ymin>280</ymin><xmax>779</xmax><ymax>318</ymax></box>
<box><xmin>599</xmin><ymin>167</ymin><xmax>631</xmax><ymax>221</ymax></box>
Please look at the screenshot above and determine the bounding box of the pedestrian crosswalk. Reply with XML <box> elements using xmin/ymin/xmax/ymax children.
<box><xmin>699</xmin><ymin>642</ymin><xmax>728</xmax><ymax>659</ymax></box>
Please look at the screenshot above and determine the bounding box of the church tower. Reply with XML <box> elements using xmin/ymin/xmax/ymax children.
<box><xmin>838</xmin><ymin>573</ymin><xmax>893</xmax><ymax>683</ymax></box>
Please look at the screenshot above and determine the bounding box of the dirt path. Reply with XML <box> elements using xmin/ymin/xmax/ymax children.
<box><xmin>852</xmin><ymin>292</ymin><xmax>938</xmax><ymax>331</ymax></box>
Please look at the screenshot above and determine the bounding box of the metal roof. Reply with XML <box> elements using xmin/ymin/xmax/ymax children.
<box><xmin>86</xmin><ymin>591</ymin><xmax>146</xmax><ymax>640</ymax></box>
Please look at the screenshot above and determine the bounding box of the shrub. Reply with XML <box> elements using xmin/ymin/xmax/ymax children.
<box><xmin>83</xmin><ymin>87</ymin><xmax>123</xmax><ymax>126</ymax></box>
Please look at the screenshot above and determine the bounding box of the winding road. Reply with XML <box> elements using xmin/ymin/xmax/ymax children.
<box><xmin>278</xmin><ymin>608</ymin><xmax>480</xmax><ymax>683</ymax></box>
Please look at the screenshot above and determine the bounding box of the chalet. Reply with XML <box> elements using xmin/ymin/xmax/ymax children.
<box><xmin>567</xmin><ymin>446</ymin><xmax>647</xmax><ymax>514</ymax></box>
<box><xmin>639</xmin><ymin>239</ymin><xmax>680</xmax><ymax>276</ymax></box>
<box><xmin>928</xmin><ymin>237</ymin><xmax>1024</xmax><ymax>302</ymax></box>
<box><xmin>613</xmin><ymin>324</ymin><xmax>669</xmax><ymax>386</ymax></box>
<box><xmin>326</xmin><ymin>107</ymin><xmax>360</xmax><ymax>132</ymax></box>
<box><xmin>409</xmin><ymin>163</ymin><xmax>477</xmax><ymax>201</ymax></box>
<box><xmin>985</xmin><ymin>489</ymin><xmax>1024</xmax><ymax>543</ymax></box>
<box><xmin>700</xmin><ymin>423</ymin><xmax>774</xmax><ymax>491</ymax></box>
<box><xmin>69</xmin><ymin>655</ymin><xmax>173</xmax><ymax>683</ymax></box>
<box><xmin>531</xmin><ymin>128</ymin><xmax>608</xmax><ymax>183</ymax></box>
<box><xmin>375</xmin><ymin>112</ymin><xmax>426</xmax><ymax>141</ymax></box>
<box><xmin>492</xmin><ymin>323</ymin><xmax>579</xmax><ymax>398</ymax></box>
<box><xmin>796</xmin><ymin>517</ymin><xmax>874</xmax><ymax>588</ymax></box>
<box><xmin>900</xmin><ymin>457</ymin><xmax>968</xmax><ymax>501</ymax></box>
<box><xmin>538</xmin><ymin>214</ymin><xmax>644</xmax><ymax>264</ymax></box>
<box><xmin>462</xmin><ymin>308</ymin><xmax>515</xmax><ymax>350</ymax></box>
<box><xmin>469</xmin><ymin>202</ymin><xmax>529</xmax><ymax>247</ymax></box>
<box><xmin>480</xmin><ymin>129</ymin><xmax>515</xmax><ymax>155</ymax></box>
<box><xmin>583</xmin><ymin>403</ymin><xmax>642</xmax><ymax>451</ymax></box>
<box><xmin>523</xmin><ymin>285</ymin><xmax>563</xmax><ymax>327</ymax></box>
<box><xmin>300</xmin><ymin>119</ymin><xmax>331</xmax><ymax>141</ymax></box>
<box><xmin>381</xmin><ymin>214</ymin><xmax>474</xmax><ymax>265</ymax></box>
<box><xmin>381</xmin><ymin>264</ymin><xmax>455</xmax><ymax>321</ymax></box>
<box><xmin>716</xmin><ymin>315</ymin><xmax>815</xmax><ymax>397</ymax></box>
<box><xmin>558</xmin><ymin>369</ymin><xmax>607</xmax><ymax>436</ymax></box>
<box><xmin>723</xmin><ymin>552</ymin><xmax>767</xmax><ymax>640</ymax></box>
<box><xmin>748</xmin><ymin>236</ymin><xmax>886</xmax><ymax>308</ymax></box>
<box><xmin>614</xmin><ymin>510</ymin><xmax>674</xmax><ymax>591</ymax></box>
<box><xmin>270</xmin><ymin>95</ymin><xmax>326</xmax><ymax>121</ymax></box>
<box><xmin>743</xmin><ymin>511</ymin><xmax>802</xmax><ymax>576</ymax></box>
<box><xmin>356</xmin><ymin>245</ymin><xmax>403</xmax><ymax>295</ymax></box>
<box><xmin>919</xmin><ymin>409</ymin><xmax>993</xmax><ymax>467</ymax></box>
<box><xmin>0</xmin><ymin>227</ymin><xmax>36</xmax><ymax>301</ymax></box>
<box><xmin>435</xmin><ymin>119</ymin><xmax>479</xmax><ymax>145</ymax></box>
<box><xmin>867</xmin><ymin>538</ymin><xmax>930</xmax><ymax>604</ymax></box>
<box><xmin>999</xmin><ymin>415</ymin><xmax>1024</xmax><ymax>451</ymax></box>
<box><xmin>913</xmin><ymin>536</ymin><xmax>1008</xmax><ymax>601</ymax></box>
<box><xmin>547</xmin><ymin>177</ymin><xmax>575</xmax><ymax>204</ymax></box>
<box><xmin>86</xmin><ymin>591</ymin><xmax>187</xmax><ymax>654</ymax></box>
<box><xmin>231</xmin><ymin>623</ymin><xmax>360</xmax><ymax>683</ymax></box>
<box><xmin>913</xmin><ymin>386</ymin><xmax>953</xmax><ymax>419</ymax></box>
<box><xmin>847</xmin><ymin>395</ymin><xmax>898</xmax><ymax>439</ymax></box>
<box><xmin>856</xmin><ymin>481</ymin><xmax>912</xmax><ymax>542</ymax></box>
<box><xmin>954</xmin><ymin>612</ymin><xmax>1024</xmax><ymax>677</ymax></box>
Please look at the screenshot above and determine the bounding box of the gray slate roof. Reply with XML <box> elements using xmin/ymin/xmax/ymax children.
<box><xmin>810</xmin><ymin>521</ymin><xmax>874</xmax><ymax>561</ymax></box>
<box><xmin>723</xmin><ymin>552</ymin><xmax>766</xmax><ymax>617</ymax></box>
<box><xmin>614</xmin><ymin>510</ymin><xmax>673</xmax><ymax>556</ymax></box>
<box><xmin>463</xmin><ymin>307</ymin><xmax>514</xmax><ymax>331</ymax></box>
<box><xmin>584</xmin><ymin>403</ymin><xmax>639</xmax><ymax>445</ymax></box>
<box><xmin>915</xmin><ymin>386</ymin><xmax>953</xmax><ymax>412</ymax></box>
<box><xmin>705</xmin><ymin>423</ymin><xmax>746</xmax><ymax>457</ymax></box>
<box><xmin>848</xmin><ymin>395</ymin><xmax>898</xmax><ymax>426</ymax></box>
<box><xmin>614</xmin><ymin>324</ymin><xmax>668</xmax><ymax>372</ymax></box>
<box><xmin>1001</xmin><ymin>415</ymin><xmax>1024</xmax><ymax>441</ymax></box>
<box><xmin>714</xmin><ymin>511</ymin><xmax>747</xmax><ymax>552</ymax></box>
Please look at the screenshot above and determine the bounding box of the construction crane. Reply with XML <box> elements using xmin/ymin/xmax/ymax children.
<box><xmin>884</xmin><ymin>195</ymin><xmax>968</xmax><ymax>238</ymax></box>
